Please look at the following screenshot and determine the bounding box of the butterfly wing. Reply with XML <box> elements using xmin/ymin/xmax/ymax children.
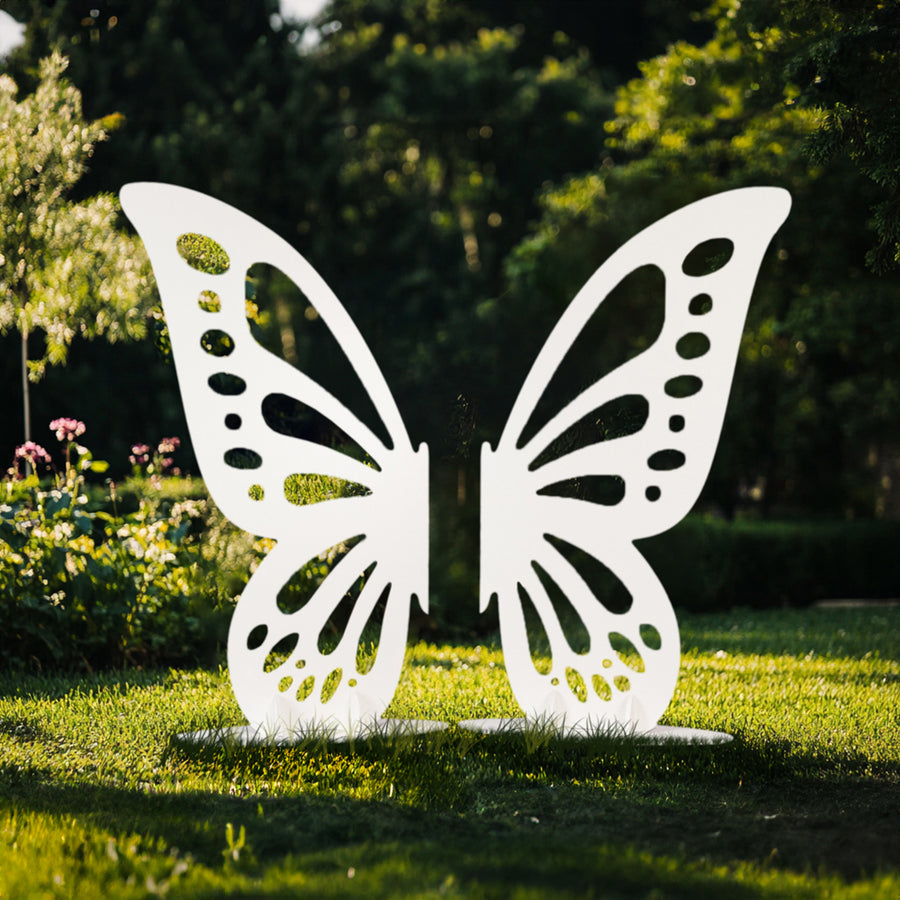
<box><xmin>481</xmin><ymin>187</ymin><xmax>791</xmax><ymax>733</ymax></box>
<box><xmin>120</xmin><ymin>183</ymin><xmax>428</xmax><ymax>738</ymax></box>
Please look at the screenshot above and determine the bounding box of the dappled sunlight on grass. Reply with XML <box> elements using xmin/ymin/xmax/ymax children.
<box><xmin>1</xmin><ymin>607</ymin><xmax>898</xmax><ymax>897</ymax></box>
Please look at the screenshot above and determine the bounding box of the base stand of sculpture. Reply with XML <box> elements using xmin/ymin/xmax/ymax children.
<box><xmin>179</xmin><ymin>716</ymin><xmax>449</xmax><ymax>746</ymax></box>
<box><xmin>458</xmin><ymin>717</ymin><xmax>732</xmax><ymax>744</ymax></box>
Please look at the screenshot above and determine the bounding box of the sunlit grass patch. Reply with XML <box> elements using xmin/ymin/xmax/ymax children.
<box><xmin>0</xmin><ymin>607</ymin><xmax>898</xmax><ymax>898</ymax></box>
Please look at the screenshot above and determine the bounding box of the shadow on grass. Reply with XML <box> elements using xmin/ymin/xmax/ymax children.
<box><xmin>3</xmin><ymin>724</ymin><xmax>897</xmax><ymax>891</ymax></box>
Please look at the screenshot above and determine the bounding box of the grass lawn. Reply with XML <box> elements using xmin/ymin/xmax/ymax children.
<box><xmin>1</xmin><ymin>606</ymin><xmax>897</xmax><ymax>898</ymax></box>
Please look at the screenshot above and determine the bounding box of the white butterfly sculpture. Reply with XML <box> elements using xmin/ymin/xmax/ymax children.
<box><xmin>121</xmin><ymin>183</ymin><xmax>790</xmax><ymax>741</ymax></box>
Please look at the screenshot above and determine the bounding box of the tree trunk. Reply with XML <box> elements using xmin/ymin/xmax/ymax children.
<box><xmin>21</xmin><ymin>327</ymin><xmax>31</xmax><ymax>443</ymax></box>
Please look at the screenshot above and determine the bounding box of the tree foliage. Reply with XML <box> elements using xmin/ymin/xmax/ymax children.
<box><xmin>0</xmin><ymin>52</ymin><xmax>150</xmax><ymax>441</ymax></box>
<box><xmin>503</xmin><ymin>0</ymin><xmax>900</xmax><ymax>517</ymax></box>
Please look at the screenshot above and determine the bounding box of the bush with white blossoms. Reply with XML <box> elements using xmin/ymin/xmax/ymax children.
<box><xmin>0</xmin><ymin>418</ymin><xmax>220</xmax><ymax>669</ymax></box>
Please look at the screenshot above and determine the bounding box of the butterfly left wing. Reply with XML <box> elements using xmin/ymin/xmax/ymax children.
<box><xmin>120</xmin><ymin>183</ymin><xmax>429</xmax><ymax>738</ymax></box>
<box><xmin>481</xmin><ymin>187</ymin><xmax>791</xmax><ymax>733</ymax></box>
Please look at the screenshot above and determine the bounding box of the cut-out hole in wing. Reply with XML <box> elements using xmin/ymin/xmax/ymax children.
<box><xmin>276</xmin><ymin>537</ymin><xmax>366</xmax><ymax>616</ymax></box>
<box><xmin>264</xmin><ymin>633</ymin><xmax>299</xmax><ymax>673</ymax></box>
<box><xmin>200</xmin><ymin>329</ymin><xmax>235</xmax><ymax>357</ymax></box>
<box><xmin>284</xmin><ymin>473</ymin><xmax>372</xmax><ymax>506</ymax></box>
<box><xmin>262</xmin><ymin>392</ymin><xmax>380</xmax><ymax>469</ymax></box>
<box><xmin>689</xmin><ymin>293</ymin><xmax>713</xmax><ymax>315</ymax></box>
<box><xmin>608</xmin><ymin>632</ymin><xmax>646</xmax><ymax>673</ymax></box>
<box><xmin>176</xmin><ymin>232</ymin><xmax>230</xmax><ymax>274</ymax></box>
<box><xmin>537</xmin><ymin>475</ymin><xmax>625</xmax><ymax>506</ymax></box>
<box><xmin>208</xmin><ymin>372</ymin><xmax>246</xmax><ymax>395</ymax></box>
<box><xmin>355</xmin><ymin>583</ymin><xmax>390</xmax><ymax>675</ymax></box>
<box><xmin>531</xmin><ymin>560</ymin><xmax>590</xmax><ymax>655</ymax></box>
<box><xmin>543</xmin><ymin>534</ymin><xmax>633</xmax><ymax>615</ymax></box>
<box><xmin>639</xmin><ymin>622</ymin><xmax>662</xmax><ymax>650</ymax></box>
<box><xmin>682</xmin><ymin>237</ymin><xmax>734</xmax><ymax>276</ymax></box>
<box><xmin>516</xmin><ymin>265</ymin><xmax>665</xmax><ymax>449</ymax></box>
<box><xmin>675</xmin><ymin>332</ymin><xmax>710</xmax><ymax>359</ymax></box>
<box><xmin>198</xmin><ymin>290</ymin><xmax>221</xmax><ymax>312</ymax></box>
<box><xmin>528</xmin><ymin>394</ymin><xmax>649</xmax><ymax>471</ymax></box>
<box><xmin>225</xmin><ymin>448</ymin><xmax>263</xmax><ymax>470</ymax></box>
<box><xmin>317</xmin><ymin>562</ymin><xmax>377</xmax><ymax>655</ymax></box>
<box><xmin>664</xmin><ymin>375</ymin><xmax>702</xmax><ymax>398</ymax></box>
<box><xmin>517</xmin><ymin>583</ymin><xmax>553</xmax><ymax>675</ymax></box>
<box><xmin>247</xmin><ymin>262</ymin><xmax>394</xmax><ymax>451</ymax></box>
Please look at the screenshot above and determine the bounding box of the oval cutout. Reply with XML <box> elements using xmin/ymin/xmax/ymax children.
<box><xmin>566</xmin><ymin>667</ymin><xmax>588</xmax><ymax>703</ymax></box>
<box><xmin>177</xmin><ymin>233</ymin><xmax>230</xmax><ymax>274</ymax></box>
<box><xmin>669</xmin><ymin>415</ymin><xmax>685</xmax><ymax>432</ymax></box>
<box><xmin>664</xmin><ymin>375</ymin><xmax>702</xmax><ymax>398</ymax></box>
<box><xmin>675</xmin><ymin>332</ymin><xmax>710</xmax><ymax>360</ymax></box>
<box><xmin>246</xmin><ymin>623</ymin><xmax>268</xmax><ymax>651</ymax></box>
<box><xmin>639</xmin><ymin>623</ymin><xmax>662</xmax><ymax>650</ymax></box>
<box><xmin>613</xmin><ymin>675</ymin><xmax>631</xmax><ymax>692</ymax></box>
<box><xmin>320</xmin><ymin>668</ymin><xmax>342</xmax><ymax>703</ymax></box>
<box><xmin>208</xmin><ymin>372</ymin><xmax>246</xmax><ymax>395</ymax></box>
<box><xmin>647</xmin><ymin>449</ymin><xmax>685</xmax><ymax>471</ymax></box>
<box><xmin>225</xmin><ymin>448</ymin><xmax>262</xmax><ymax>469</ymax></box>
<box><xmin>682</xmin><ymin>238</ymin><xmax>734</xmax><ymax>276</ymax></box>
<box><xmin>296</xmin><ymin>675</ymin><xmax>315</xmax><ymax>701</ymax></box>
<box><xmin>200</xmin><ymin>329</ymin><xmax>235</xmax><ymax>357</ymax></box>
<box><xmin>592</xmin><ymin>674</ymin><xmax>612</xmax><ymax>701</ymax></box>
<box><xmin>689</xmin><ymin>293</ymin><xmax>713</xmax><ymax>315</ymax></box>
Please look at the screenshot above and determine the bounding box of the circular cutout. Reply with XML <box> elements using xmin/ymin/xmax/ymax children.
<box><xmin>645</xmin><ymin>485</ymin><xmax>661</xmax><ymax>502</ymax></box>
<box><xmin>689</xmin><ymin>294</ymin><xmax>713</xmax><ymax>316</ymax></box>
<box><xmin>248</xmin><ymin>484</ymin><xmax>264</xmax><ymax>501</ymax></box>
<box><xmin>200</xmin><ymin>329</ymin><xmax>235</xmax><ymax>357</ymax></box>
<box><xmin>682</xmin><ymin>238</ymin><xmax>734</xmax><ymax>276</ymax></box>
<box><xmin>225</xmin><ymin>413</ymin><xmax>242</xmax><ymax>430</ymax></box>
<box><xmin>197</xmin><ymin>290</ymin><xmax>221</xmax><ymax>312</ymax></box>
<box><xmin>669</xmin><ymin>415</ymin><xmax>685</xmax><ymax>432</ymax></box>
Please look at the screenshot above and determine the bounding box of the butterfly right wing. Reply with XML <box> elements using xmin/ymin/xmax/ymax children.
<box><xmin>482</xmin><ymin>188</ymin><xmax>791</xmax><ymax>733</ymax></box>
<box><xmin>120</xmin><ymin>184</ymin><xmax>429</xmax><ymax>737</ymax></box>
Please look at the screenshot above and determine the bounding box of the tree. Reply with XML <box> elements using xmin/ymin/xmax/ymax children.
<box><xmin>0</xmin><ymin>52</ymin><xmax>150</xmax><ymax>442</ymax></box>
<box><xmin>735</xmin><ymin>0</ymin><xmax>900</xmax><ymax>272</ymax></box>
<box><xmin>501</xmin><ymin>0</ymin><xmax>900</xmax><ymax>518</ymax></box>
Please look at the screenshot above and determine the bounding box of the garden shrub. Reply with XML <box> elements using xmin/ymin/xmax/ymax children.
<box><xmin>0</xmin><ymin>423</ymin><xmax>232</xmax><ymax>670</ymax></box>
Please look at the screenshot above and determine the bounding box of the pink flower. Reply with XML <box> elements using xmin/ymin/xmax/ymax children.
<box><xmin>129</xmin><ymin>443</ymin><xmax>151</xmax><ymax>466</ymax></box>
<box><xmin>12</xmin><ymin>441</ymin><xmax>53</xmax><ymax>477</ymax></box>
<box><xmin>158</xmin><ymin>437</ymin><xmax>181</xmax><ymax>454</ymax></box>
<box><xmin>49</xmin><ymin>418</ymin><xmax>86</xmax><ymax>443</ymax></box>
<box><xmin>15</xmin><ymin>441</ymin><xmax>52</xmax><ymax>465</ymax></box>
